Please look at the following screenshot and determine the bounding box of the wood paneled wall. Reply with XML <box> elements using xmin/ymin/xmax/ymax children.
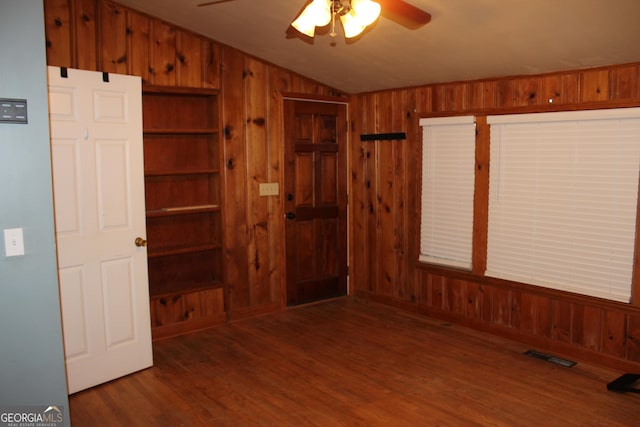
<box><xmin>43</xmin><ymin>0</ymin><xmax>345</xmax><ymax>320</ymax></box>
<box><xmin>350</xmin><ymin>63</ymin><xmax>640</xmax><ymax>371</ymax></box>
<box><xmin>218</xmin><ymin>47</ymin><xmax>345</xmax><ymax>320</ymax></box>
<box><xmin>43</xmin><ymin>0</ymin><xmax>640</xmax><ymax>370</ymax></box>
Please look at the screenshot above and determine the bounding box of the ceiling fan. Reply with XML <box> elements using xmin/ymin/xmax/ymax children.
<box><xmin>197</xmin><ymin>0</ymin><xmax>432</xmax><ymax>34</ymax></box>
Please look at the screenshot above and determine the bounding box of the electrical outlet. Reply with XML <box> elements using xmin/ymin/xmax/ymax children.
<box><xmin>4</xmin><ymin>228</ymin><xmax>25</xmax><ymax>257</ymax></box>
<box><xmin>259</xmin><ymin>182</ymin><xmax>279</xmax><ymax>196</ymax></box>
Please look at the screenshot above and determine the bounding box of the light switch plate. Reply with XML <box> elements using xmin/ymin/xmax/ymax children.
<box><xmin>0</xmin><ymin>98</ymin><xmax>28</xmax><ymax>124</ymax></box>
<box><xmin>4</xmin><ymin>228</ymin><xmax>25</xmax><ymax>257</ymax></box>
<box><xmin>259</xmin><ymin>182</ymin><xmax>279</xmax><ymax>196</ymax></box>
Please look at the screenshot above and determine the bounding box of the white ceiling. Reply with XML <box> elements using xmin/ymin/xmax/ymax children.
<box><xmin>115</xmin><ymin>0</ymin><xmax>640</xmax><ymax>94</ymax></box>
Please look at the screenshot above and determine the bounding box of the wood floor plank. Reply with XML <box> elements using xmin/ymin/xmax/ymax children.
<box><xmin>69</xmin><ymin>298</ymin><xmax>640</xmax><ymax>426</ymax></box>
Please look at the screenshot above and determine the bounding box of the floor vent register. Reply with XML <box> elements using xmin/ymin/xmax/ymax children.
<box><xmin>523</xmin><ymin>349</ymin><xmax>577</xmax><ymax>367</ymax></box>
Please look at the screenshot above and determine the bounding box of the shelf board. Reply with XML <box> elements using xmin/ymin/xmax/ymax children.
<box><xmin>149</xmin><ymin>281</ymin><xmax>225</xmax><ymax>299</ymax></box>
<box><xmin>146</xmin><ymin>205</ymin><xmax>220</xmax><ymax>217</ymax></box>
<box><xmin>144</xmin><ymin>128</ymin><xmax>218</xmax><ymax>135</ymax></box>
<box><xmin>143</xmin><ymin>85</ymin><xmax>219</xmax><ymax>96</ymax></box>
<box><xmin>145</xmin><ymin>168</ymin><xmax>220</xmax><ymax>176</ymax></box>
<box><xmin>147</xmin><ymin>242</ymin><xmax>222</xmax><ymax>258</ymax></box>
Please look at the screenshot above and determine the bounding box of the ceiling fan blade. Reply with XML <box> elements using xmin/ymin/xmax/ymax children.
<box><xmin>197</xmin><ymin>0</ymin><xmax>237</xmax><ymax>7</ymax></box>
<box><xmin>378</xmin><ymin>0</ymin><xmax>432</xmax><ymax>29</ymax></box>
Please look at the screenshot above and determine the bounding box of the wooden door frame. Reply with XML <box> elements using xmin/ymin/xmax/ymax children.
<box><xmin>280</xmin><ymin>92</ymin><xmax>351</xmax><ymax>308</ymax></box>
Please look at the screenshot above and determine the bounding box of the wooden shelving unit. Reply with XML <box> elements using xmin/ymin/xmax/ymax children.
<box><xmin>142</xmin><ymin>86</ymin><xmax>226</xmax><ymax>339</ymax></box>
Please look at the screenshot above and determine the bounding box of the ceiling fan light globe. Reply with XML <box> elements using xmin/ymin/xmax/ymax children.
<box><xmin>292</xmin><ymin>0</ymin><xmax>331</xmax><ymax>36</ymax></box>
<box><xmin>340</xmin><ymin>10</ymin><xmax>366</xmax><ymax>38</ymax></box>
<box><xmin>312</xmin><ymin>0</ymin><xmax>332</xmax><ymax>26</ymax></box>
<box><xmin>350</xmin><ymin>0</ymin><xmax>381</xmax><ymax>26</ymax></box>
<box><xmin>305</xmin><ymin>0</ymin><xmax>332</xmax><ymax>27</ymax></box>
<box><xmin>292</xmin><ymin>13</ymin><xmax>317</xmax><ymax>37</ymax></box>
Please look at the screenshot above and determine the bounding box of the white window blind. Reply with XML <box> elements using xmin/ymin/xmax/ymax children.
<box><xmin>486</xmin><ymin>108</ymin><xmax>640</xmax><ymax>303</ymax></box>
<box><xmin>419</xmin><ymin>116</ymin><xmax>476</xmax><ymax>269</ymax></box>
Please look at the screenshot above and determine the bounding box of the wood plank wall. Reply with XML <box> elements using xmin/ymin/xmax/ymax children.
<box><xmin>42</xmin><ymin>0</ymin><xmax>345</xmax><ymax>321</ymax></box>
<box><xmin>43</xmin><ymin>0</ymin><xmax>640</xmax><ymax>370</ymax></box>
<box><xmin>350</xmin><ymin>63</ymin><xmax>640</xmax><ymax>371</ymax></box>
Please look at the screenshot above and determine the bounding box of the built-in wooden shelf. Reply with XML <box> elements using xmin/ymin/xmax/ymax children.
<box><xmin>144</xmin><ymin>169</ymin><xmax>220</xmax><ymax>176</ymax></box>
<box><xmin>142</xmin><ymin>85</ymin><xmax>225</xmax><ymax>339</ymax></box>
<box><xmin>143</xmin><ymin>128</ymin><xmax>219</xmax><ymax>134</ymax></box>
<box><xmin>148</xmin><ymin>243</ymin><xmax>222</xmax><ymax>258</ymax></box>
<box><xmin>149</xmin><ymin>282</ymin><xmax>224</xmax><ymax>299</ymax></box>
<box><xmin>146</xmin><ymin>204</ymin><xmax>220</xmax><ymax>217</ymax></box>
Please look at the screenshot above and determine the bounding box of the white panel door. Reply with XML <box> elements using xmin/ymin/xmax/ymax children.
<box><xmin>47</xmin><ymin>66</ymin><xmax>152</xmax><ymax>394</ymax></box>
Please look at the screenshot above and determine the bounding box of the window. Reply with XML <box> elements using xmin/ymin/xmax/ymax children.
<box><xmin>486</xmin><ymin>108</ymin><xmax>640</xmax><ymax>303</ymax></box>
<box><xmin>419</xmin><ymin>116</ymin><xmax>476</xmax><ymax>269</ymax></box>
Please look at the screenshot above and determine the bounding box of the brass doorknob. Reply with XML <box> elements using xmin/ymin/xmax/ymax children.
<box><xmin>135</xmin><ymin>237</ymin><xmax>147</xmax><ymax>247</ymax></box>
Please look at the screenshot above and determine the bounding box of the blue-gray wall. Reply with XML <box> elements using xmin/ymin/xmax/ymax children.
<box><xmin>0</xmin><ymin>0</ymin><xmax>70</xmax><ymax>423</ymax></box>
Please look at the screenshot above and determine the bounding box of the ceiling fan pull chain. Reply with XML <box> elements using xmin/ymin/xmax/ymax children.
<box><xmin>330</xmin><ymin>1</ymin><xmax>337</xmax><ymax>37</ymax></box>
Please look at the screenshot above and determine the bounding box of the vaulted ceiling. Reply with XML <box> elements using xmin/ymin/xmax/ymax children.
<box><xmin>114</xmin><ymin>0</ymin><xmax>640</xmax><ymax>94</ymax></box>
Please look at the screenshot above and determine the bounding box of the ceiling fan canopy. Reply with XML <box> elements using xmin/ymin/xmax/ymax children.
<box><xmin>198</xmin><ymin>0</ymin><xmax>431</xmax><ymax>39</ymax></box>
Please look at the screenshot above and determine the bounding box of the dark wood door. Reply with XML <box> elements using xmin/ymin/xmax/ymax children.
<box><xmin>284</xmin><ymin>99</ymin><xmax>348</xmax><ymax>306</ymax></box>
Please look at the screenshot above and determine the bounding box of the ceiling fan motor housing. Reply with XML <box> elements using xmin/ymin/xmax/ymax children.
<box><xmin>332</xmin><ymin>0</ymin><xmax>352</xmax><ymax>16</ymax></box>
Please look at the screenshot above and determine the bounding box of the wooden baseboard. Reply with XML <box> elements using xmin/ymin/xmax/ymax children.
<box><xmin>150</xmin><ymin>287</ymin><xmax>226</xmax><ymax>340</ymax></box>
<box><xmin>355</xmin><ymin>290</ymin><xmax>640</xmax><ymax>373</ymax></box>
<box><xmin>151</xmin><ymin>313</ymin><xmax>226</xmax><ymax>341</ymax></box>
<box><xmin>227</xmin><ymin>302</ymin><xmax>283</xmax><ymax>323</ymax></box>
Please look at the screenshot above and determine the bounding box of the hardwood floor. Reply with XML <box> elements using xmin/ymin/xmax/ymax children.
<box><xmin>69</xmin><ymin>298</ymin><xmax>639</xmax><ymax>426</ymax></box>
